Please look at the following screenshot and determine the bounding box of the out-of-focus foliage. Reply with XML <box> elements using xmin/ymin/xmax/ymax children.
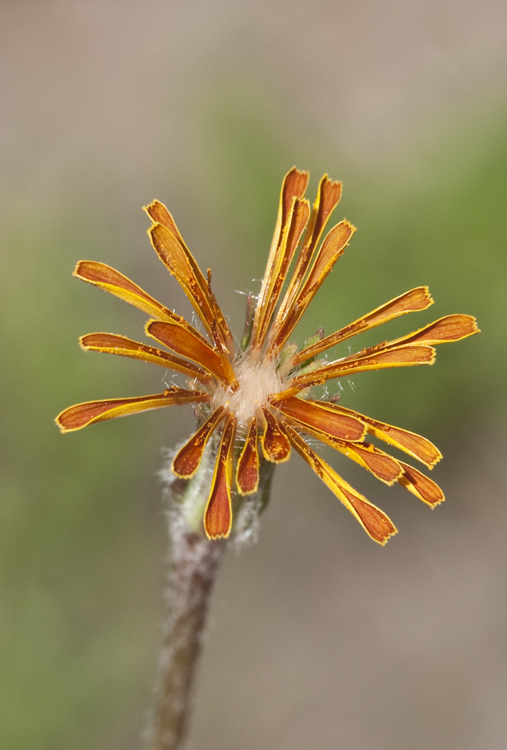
<box><xmin>0</xmin><ymin>87</ymin><xmax>504</xmax><ymax>749</ymax></box>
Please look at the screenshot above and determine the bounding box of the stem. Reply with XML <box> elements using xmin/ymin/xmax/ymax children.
<box><xmin>145</xmin><ymin>488</ymin><xmax>225</xmax><ymax>750</ymax></box>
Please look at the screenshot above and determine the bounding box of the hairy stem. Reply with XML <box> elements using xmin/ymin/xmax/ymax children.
<box><xmin>145</xmin><ymin>490</ymin><xmax>225</xmax><ymax>750</ymax></box>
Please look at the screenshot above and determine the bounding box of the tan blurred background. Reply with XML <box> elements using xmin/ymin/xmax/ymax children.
<box><xmin>1</xmin><ymin>1</ymin><xmax>506</xmax><ymax>748</ymax></box>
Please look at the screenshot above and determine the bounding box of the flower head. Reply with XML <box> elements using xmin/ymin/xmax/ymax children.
<box><xmin>56</xmin><ymin>169</ymin><xmax>478</xmax><ymax>543</ymax></box>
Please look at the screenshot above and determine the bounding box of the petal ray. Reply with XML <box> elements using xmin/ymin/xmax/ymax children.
<box><xmin>271</xmin><ymin>219</ymin><xmax>355</xmax><ymax>351</ymax></box>
<box><xmin>204</xmin><ymin>414</ymin><xmax>236</xmax><ymax>539</ymax></box>
<box><xmin>290</xmin><ymin>287</ymin><xmax>434</xmax><ymax>367</ymax></box>
<box><xmin>147</xmin><ymin>210</ymin><xmax>233</xmax><ymax>354</ymax></box>
<box><xmin>147</xmin><ymin>319</ymin><xmax>238</xmax><ymax>388</ymax></box>
<box><xmin>398</xmin><ymin>461</ymin><xmax>445</xmax><ymax>507</ymax></box>
<box><xmin>285</xmin><ymin>425</ymin><xmax>397</xmax><ymax>544</ymax></box>
<box><xmin>271</xmin><ymin>396</ymin><xmax>366</xmax><ymax>442</ymax></box>
<box><xmin>172</xmin><ymin>406</ymin><xmax>228</xmax><ymax>478</ymax></box>
<box><xmin>56</xmin><ymin>387</ymin><xmax>210</xmax><ymax>432</ymax></box>
<box><xmin>80</xmin><ymin>333</ymin><xmax>211</xmax><ymax>381</ymax></box>
<box><xmin>236</xmin><ymin>417</ymin><xmax>260</xmax><ymax>495</ymax></box>
<box><xmin>383</xmin><ymin>314</ymin><xmax>480</xmax><ymax>349</ymax></box>
<box><xmin>285</xmin><ymin>344</ymin><xmax>436</xmax><ymax>392</ymax></box>
<box><xmin>259</xmin><ymin>407</ymin><xmax>291</xmax><ymax>463</ymax></box>
<box><xmin>74</xmin><ymin>261</ymin><xmax>187</xmax><ymax>326</ymax></box>
<box><xmin>275</xmin><ymin>175</ymin><xmax>343</xmax><ymax>328</ymax></box>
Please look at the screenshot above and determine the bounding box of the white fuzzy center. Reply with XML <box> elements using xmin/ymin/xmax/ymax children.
<box><xmin>214</xmin><ymin>355</ymin><xmax>284</xmax><ymax>429</ymax></box>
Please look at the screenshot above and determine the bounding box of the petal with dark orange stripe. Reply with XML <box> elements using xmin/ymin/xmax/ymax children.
<box><xmin>272</xmin><ymin>396</ymin><xmax>366</xmax><ymax>442</ymax></box>
<box><xmin>321</xmin><ymin>404</ymin><xmax>442</xmax><ymax>468</ymax></box>
<box><xmin>398</xmin><ymin>461</ymin><xmax>445</xmax><ymax>507</ymax></box>
<box><xmin>286</xmin><ymin>425</ymin><xmax>397</xmax><ymax>544</ymax></box>
<box><xmin>172</xmin><ymin>406</ymin><xmax>228</xmax><ymax>478</ymax></box>
<box><xmin>55</xmin><ymin>387</ymin><xmax>210</xmax><ymax>433</ymax></box>
<box><xmin>383</xmin><ymin>314</ymin><xmax>480</xmax><ymax>349</ymax></box>
<box><xmin>236</xmin><ymin>417</ymin><xmax>260</xmax><ymax>495</ymax></box>
<box><xmin>259</xmin><ymin>407</ymin><xmax>291</xmax><ymax>463</ymax></box>
<box><xmin>74</xmin><ymin>261</ymin><xmax>184</xmax><ymax>325</ymax></box>
<box><xmin>290</xmin><ymin>286</ymin><xmax>434</xmax><ymax>367</ymax></box>
<box><xmin>148</xmin><ymin>217</ymin><xmax>232</xmax><ymax>354</ymax></box>
<box><xmin>204</xmin><ymin>414</ymin><xmax>236</xmax><ymax>539</ymax></box>
<box><xmin>80</xmin><ymin>333</ymin><xmax>211</xmax><ymax>382</ymax></box>
<box><xmin>146</xmin><ymin>319</ymin><xmax>238</xmax><ymax>388</ymax></box>
<box><xmin>286</xmin><ymin>344</ymin><xmax>436</xmax><ymax>391</ymax></box>
<box><xmin>272</xmin><ymin>219</ymin><xmax>355</xmax><ymax>351</ymax></box>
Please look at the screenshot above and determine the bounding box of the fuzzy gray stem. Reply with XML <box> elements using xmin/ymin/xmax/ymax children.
<box><xmin>145</xmin><ymin>493</ymin><xmax>225</xmax><ymax>750</ymax></box>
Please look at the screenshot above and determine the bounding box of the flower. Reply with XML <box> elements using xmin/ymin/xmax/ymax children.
<box><xmin>56</xmin><ymin>168</ymin><xmax>478</xmax><ymax>543</ymax></box>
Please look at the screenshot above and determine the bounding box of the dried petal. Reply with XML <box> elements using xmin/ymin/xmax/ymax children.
<box><xmin>272</xmin><ymin>220</ymin><xmax>356</xmax><ymax>350</ymax></box>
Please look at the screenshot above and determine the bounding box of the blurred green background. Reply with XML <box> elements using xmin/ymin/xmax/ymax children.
<box><xmin>1</xmin><ymin>2</ymin><xmax>505</xmax><ymax>749</ymax></box>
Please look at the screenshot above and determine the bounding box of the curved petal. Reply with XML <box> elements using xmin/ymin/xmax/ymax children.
<box><xmin>74</xmin><ymin>261</ymin><xmax>192</xmax><ymax>327</ymax></box>
<box><xmin>204</xmin><ymin>414</ymin><xmax>236</xmax><ymax>539</ymax></box>
<box><xmin>80</xmin><ymin>333</ymin><xmax>211</xmax><ymax>382</ymax></box>
<box><xmin>271</xmin><ymin>220</ymin><xmax>355</xmax><ymax>351</ymax></box>
<box><xmin>271</xmin><ymin>396</ymin><xmax>366</xmax><ymax>442</ymax></box>
<box><xmin>146</xmin><ymin>206</ymin><xmax>233</xmax><ymax>354</ymax></box>
<box><xmin>319</xmin><ymin>404</ymin><xmax>442</xmax><ymax>468</ymax></box>
<box><xmin>146</xmin><ymin>319</ymin><xmax>238</xmax><ymax>388</ymax></box>
<box><xmin>56</xmin><ymin>387</ymin><xmax>210</xmax><ymax>433</ymax></box>
<box><xmin>172</xmin><ymin>406</ymin><xmax>228</xmax><ymax>478</ymax></box>
<box><xmin>290</xmin><ymin>286</ymin><xmax>434</xmax><ymax>367</ymax></box>
<box><xmin>284</xmin><ymin>344</ymin><xmax>436</xmax><ymax>392</ymax></box>
<box><xmin>285</xmin><ymin>425</ymin><xmax>397</xmax><ymax>545</ymax></box>
<box><xmin>383</xmin><ymin>314</ymin><xmax>480</xmax><ymax>349</ymax></box>
<box><xmin>275</xmin><ymin>175</ymin><xmax>343</xmax><ymax>329</ymax></box>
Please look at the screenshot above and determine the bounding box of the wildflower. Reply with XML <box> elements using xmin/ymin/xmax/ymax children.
<box><xmin>56</xmin><ymin>168</ymin><xmax>478</xmax><ymax>543</ymax></box>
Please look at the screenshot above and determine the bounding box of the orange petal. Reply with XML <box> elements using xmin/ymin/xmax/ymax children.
<box><xmin>80</xmin><ymin>333</ymin><xmax>211</xmax><ymax>382</ymax></box>
<box><xmin>252</xmin><ymin>197</ymin><xmax>310</xmax><ymax>349</ymax></box>
<box><xmin>74</xmin><ymin>261</ymin><xmax>184</xmax><ymax>325</ymax></box>
<box><xmin>147</xmin><ymin>210</ymin><xmax>232</xmax><ymax>354</ymax></box>
<box><xmin>398</xmin><ymin>461</ymin><xmax>445</xmax><ymax>507</ymax></box>
<box><xmin>287</xmin><ymin>344</ymin><xmax>436</xmax><ymax>391</ymax></box>
<box><xmin>271</xmin><ymin>220</ymin><xmax>356</xmax><ymax>351</ymax></box>
<box><xmin>204</xmin><ymin>414</ymin><xmax>236</xmax><ymax>539</ymax></box>
<box><xmin>324</xmin><ymin>404</ymin><xmax>442</xmax><ymax>468</ymax></box>
<box><xmin>271</xmin><ymin>396</ymin><xmax>366</xmax><ymax>442</ymax></box>
<box><xmin>56</xmin><ymin>387</ymin><xmax>210</xmax><ymax>433</ymax></box>
<box><xmin>172</xmin><ymin>406</ymin><xmax>228</xmax><ymax>478</ymax></box>
<box><xmin>274</xmin><ymin>176</ymin><xmax>343</xmax><ymax>331</ymax></box>
<box><xmin>262</xmin><ymin>168</ymin><xmax>309</xmax><ymax>274</ymax></box>
<box><xmin>259</xmin><ymin>407</ymin><xmax>291</xmax><ymax>463</ymax></box>
<box><xmin>332</xmin><ymin>442</ymin><xmax>403</xmax><ymax>485</ymax></box>
<box><xmin>236</xmin><ymin>417</ymin><xmax>260</xmax><ymax>495</ymax></box>
<box><xmin>291</xmin><ymin>286</ymin><xmax>434</xmax><ymax>367</ymax></box>
<box><xmin>383</xmin><ymin>314</ymin><xmax>480</xmax><ymax>349</ymax></box>
<box><xmin>286</xmin><ymin>425</ymin><xmax>397</xmax><ymax>545</ymax></box>
<box><xmin>146</xmin><ymin>320</ymin><xmax>238</xmax><ymax>388</ymax></box>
